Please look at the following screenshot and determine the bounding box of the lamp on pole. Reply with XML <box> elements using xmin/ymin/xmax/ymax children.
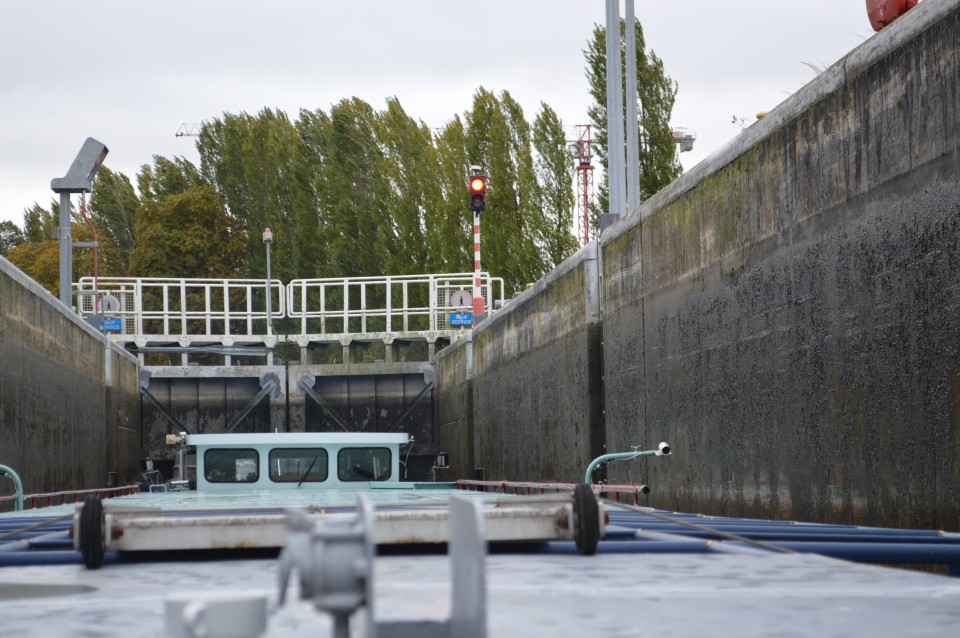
<box><xmin>50</xmin><ymin>138</ymin><xmax>109</xmax><ymax>308</ymax></box>
<box><xmin>263</xmin><ymin>228</ymin><xmax>274</xmax><ymax>337</ymax></box>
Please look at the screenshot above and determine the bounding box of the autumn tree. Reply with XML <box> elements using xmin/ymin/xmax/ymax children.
<box><xmin>127</xmin><ymin>185</ymin><xmax>243</xmax><ymax>279</ymax></box>
<box><xmin>5</xmin><ymin>221</ymin><xmax>120</xmax><ymax>297</ymax></box>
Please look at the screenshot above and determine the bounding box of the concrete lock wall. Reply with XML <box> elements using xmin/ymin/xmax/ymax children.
<box><xmin>603</xmin><ymin>1</ymin><xmax>959</xmax><ymax>529</ymax></box>
<box><xmin>0</xmin><ymin>257</ymin><xmax>141</xmax><ymax>505</ymax></box>
<box><xmin>437</xmin><ymin>242</ymin><xmax>604</xmax><ymax>483</ymax></box>
<box><xmin>436</xmin><ymin>1</ymin><xmax>960</xmax><ymax>529</ymax></box>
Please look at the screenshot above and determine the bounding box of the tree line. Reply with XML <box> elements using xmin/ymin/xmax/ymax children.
<box><xmin>2</xmin><ymin>20</ymin><xmax>680</xmax><ymax>301</ymax></box>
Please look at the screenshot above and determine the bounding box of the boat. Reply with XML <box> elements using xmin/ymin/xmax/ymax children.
<box><xmin>3</xmin><ymin>434</ymin><xmax>960</xmax><ymax>637</ymax></box>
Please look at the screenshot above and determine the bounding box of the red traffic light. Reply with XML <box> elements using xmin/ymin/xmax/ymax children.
<box><xmin>469</xmin><ymin>176</ymin><xmax>486</xmax><ymax>194</ymax></box>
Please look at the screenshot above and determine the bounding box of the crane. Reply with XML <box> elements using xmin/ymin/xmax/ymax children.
<box><xmin>175</xmin><ymin>123</ymin><xmax>202</xmax><ymax>138</ymax></box>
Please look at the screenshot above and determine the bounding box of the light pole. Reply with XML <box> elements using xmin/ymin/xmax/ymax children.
<box><xmin>263</xmin><ymin>228</ymin><xmax>274</xmax><ymax>337</ymax></box>
<box><xmin>51</xmin><ymin>138</ymin><xmax>109</xmax><ymax>308</ymax></box>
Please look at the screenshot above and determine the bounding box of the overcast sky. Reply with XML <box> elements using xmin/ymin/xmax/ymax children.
<box><xmin>0</xmin><ymin>0</ymin><xmax>876</xmax><ymax>227</ymax></box>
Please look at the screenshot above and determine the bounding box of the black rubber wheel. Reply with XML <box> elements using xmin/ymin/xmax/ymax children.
<box><xmin>79</xmin><ymin>496</ymin><xmax>105</xmax><ymax>569</ymax></box>
<box><xmin>573</xmin><ymin>483</ymin><xmax>600</xmax><ymax>556</ymax></box>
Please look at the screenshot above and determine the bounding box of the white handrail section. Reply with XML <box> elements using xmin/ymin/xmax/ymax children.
<box><xmin>76</xmin><ymin>277</ymin><xmax>283</xmax><ymax>339</ymax></box>
<box><xmin>286</xmin><ymin>272</ymin><xmax>504</xmax><ymax>335</ymax></box>
<box><xmin>75</xmin><ymin>273</ymin><xmax>505</xmax><ymax>339</ymax></box>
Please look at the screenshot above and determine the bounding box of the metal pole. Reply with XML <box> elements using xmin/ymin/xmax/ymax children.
<box><xmin>58</xmin><ymin>192</ymin><xmax>72</xmax><ymax>307</ymax></box>
<box><xmin>263</xmin><ymin>228</ymin><xmax>274</xmax><ymax>336</ymax></box>
<box><xmin>625</xmin><ymin>0</ymin><xmax>641</xmax><ymax>212</ymax></box>
<box><xmin>473</xmin><ymin>210</ymin><xmax>484</xmax><ymax>318</ymax></box>
<box><xmin>605</xmin><ymin>0</ymin><xmax>626</xmax><ymax>219</ymax></box>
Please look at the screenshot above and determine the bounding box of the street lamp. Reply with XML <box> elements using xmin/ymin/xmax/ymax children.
<box><xmin>263</xmin><ymin>228</ymin><xmax>274</xmax><ymax>338</ymax></box>
<box><xmin>51</xmin><ymin>138</ymin><xmax>109</xmax><ymax>308</ymax></box>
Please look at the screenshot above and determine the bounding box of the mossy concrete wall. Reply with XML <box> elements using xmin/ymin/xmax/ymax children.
<box><xmin>605</xmin><ymin>0</ymin><xmax>960</xmax><ymax>530</ymax></box>
<box><xmin>436</xmin><ymin>242</ymin><xmax>603</xmax><ymax>483</ymax></box>
<box><xmin>436</xmin><ymin>1</ymin><xmax>960</xmax><ymax>530</ymax></box>
<box><xmin>0</xmin><ymin>257</ymin><xmax>140</xmax><ymax>506</ymax></box>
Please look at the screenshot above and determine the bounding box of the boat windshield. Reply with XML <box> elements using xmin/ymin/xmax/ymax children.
<box><xmin>268</xmin><ymin>448</ymin><xmax>328</xmax><ymax>483</ymax></box>
<box><xmin>337</xmin><ymin>447</ymin><xmax>391</xmax><ymax>482</ymax></box>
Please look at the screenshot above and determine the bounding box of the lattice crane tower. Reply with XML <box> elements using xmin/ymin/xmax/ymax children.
<box><xmin>571</xmin><ymin>124</ymin><xmax>594</xmax><ymax>247</ymax></box>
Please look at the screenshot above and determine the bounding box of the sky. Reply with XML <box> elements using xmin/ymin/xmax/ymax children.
<box><xmin>0</xmin><ymin>0</ymin><xmax>877</xmax><ymax>227</ymax></box>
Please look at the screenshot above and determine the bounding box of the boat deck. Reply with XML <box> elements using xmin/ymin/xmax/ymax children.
<box><xmin>2</xmin><ymin>489</ymin><xmax>960</xmax><ymax>636</ymax></box>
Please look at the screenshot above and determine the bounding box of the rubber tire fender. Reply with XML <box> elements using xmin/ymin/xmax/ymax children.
<box><xmin>79</xmin><ymin>496</ymin><xmax>105</xmax><ymax>569</ymax></box>
<box><xmin>573</xmin><ymin>483</ymin><xmax>601</xmax><ymax>556</ymax></box>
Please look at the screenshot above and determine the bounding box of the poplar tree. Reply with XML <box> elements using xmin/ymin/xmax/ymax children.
<box><xmin>324</xmin><ymin>98</ymin><xmax>387</xmax><ymax>278</ymax></box>
<box><xmin>430</xmin><ymin>116</ymin><xmax>473</xmax><ymax>274</ymax></box>
<box><xmin>89</xmin><ymin>166</ymin><xmax>140</xmax><ymax>274</ymax></box>
<box><xmin>532</xmin><ymin>103</ymin><xmax>578</xmax><ymax>269</ymax></box>
<box><xmin>374</xmin><ymin>97</ymin><xmax>437</xmax><ymax>275</ymax></box>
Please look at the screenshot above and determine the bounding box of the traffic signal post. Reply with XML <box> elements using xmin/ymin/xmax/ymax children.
<box><xmin>468</xmin><ymin>169</ymin><xmax>487</xmax><ymax>320</ymax></box>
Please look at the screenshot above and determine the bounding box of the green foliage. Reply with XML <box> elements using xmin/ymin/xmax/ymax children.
<box><xmin>197</xmin><ymin>110</ymin><xmax>314</xmax><ymax>282</ymax></box>
<box><xmin>137</xmin><ymin>155</ymin><xmax>203</xmax><ymax>203</ymax></box>
<box><xmin>0</xmin><ymin>220</ymin><xmax>24</xmax><ymax>256</ymax></box>
<box><xmin>90</xmin><ymin>166</ymin><xmax>140</xmax><ymax>275</ymax></box>
<box><xmin>4</xmin><ymin>222</ymin><xmax>116</xmax><ymax>296</ymax></box>
<box><xmin>127</xmin><ymin>185</ymin><xmax>244</xmax><ymax>279</ymax></box>
<box><xmin>21</xmin><ymin>202</ymin><xmax>57</xmax><ymax>243</ymax></box>
<box><xmin>533</xmin><ymin>103</ymin><xmax>579</xmax><ymax>268</ymax></box>
<box><xmin>585</xmin><ymin>17</ymin><xmax>683</xmax><ymax>219</ymax></box>
<box><xmin>5</xmin><ymin>240</ymin><xmax>59</xmax><ymax>292</ymax></box>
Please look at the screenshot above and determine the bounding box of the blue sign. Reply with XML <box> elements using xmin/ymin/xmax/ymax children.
<box><xmin>449</xmin><ymin>313</ymin><xmax>473</xmax><ymax>327</ymax></box>
<box><xmin>102</xmin><ymin>317</ymin><xmax>123</xmax><ymax>332</ymax></box>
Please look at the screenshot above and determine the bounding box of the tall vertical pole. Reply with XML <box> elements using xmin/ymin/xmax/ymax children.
<box><xmin>625</xmin><ymin>0</ymin><xmax>641</xmax><ymax>212</ymax></box>
<box><xmin>473</xmin><ymin>210</ymin><xmax>483</xmax><ymax>317</ymax></box>
<box><xmin>265</xmin><ymin>244</ymin><xmax>273</xmax><ymax>336</ymax></box>
<box><xmin>263</xmin><ymin>228</ymin><xmax>274</xmax><ymax>367</ymax></box>
<box><xmin>59</xmin><ymin>192</ymin><xmax>72</xmax><ymax>308</ymax></box>
<box><xmin>605</xmin><ymin>0</ymin><xmax>626</xmax><ymax>221</ymax></box>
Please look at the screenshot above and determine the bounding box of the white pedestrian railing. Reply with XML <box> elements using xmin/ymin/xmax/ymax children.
<box><xmin>76</xmin><ymin>277</ymin><xmax>283</xmax><ymax>341</ymax></box>
<box><xmin>75</xmin><ymin>273</ymin><xmax>504</xmax><ymax>342</ymax></box>
<box><xmin>286</xmin><ymin>272</ymin><xmax>504</xmax><ymax>336</ymax></box>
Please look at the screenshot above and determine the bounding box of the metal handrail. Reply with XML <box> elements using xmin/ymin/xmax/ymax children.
<box><xmin>287</xmin><ymin>273</ymin><xmax>505</xmax><ymax>335</ymax></box>
<box><xmin>74</xmin><ymin>273</ymin><xmax>506</xmax><ymax>340</ymax></box>
<box><xmin>76</xmin><ymin>277</ymin><xmax>284</xmax><ymax>338</ymax></box>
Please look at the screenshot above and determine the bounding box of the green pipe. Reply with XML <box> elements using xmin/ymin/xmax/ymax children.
<box><xmin>584</xmin><ymin>443</ymin><xmax>671</xmax><ymax>485</ymax></box>
<box><xmin>0</xmin><ymin>464</ymin><xmax>24</xmax><ymax>512</ymax></box>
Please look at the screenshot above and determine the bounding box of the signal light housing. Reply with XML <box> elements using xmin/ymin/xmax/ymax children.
<box><xmin>469</xmin><ymin>175</ymin><xmax>487</xmax><ymax>212</ymax></box>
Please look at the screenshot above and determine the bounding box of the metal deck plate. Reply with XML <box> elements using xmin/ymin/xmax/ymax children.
<box><xmin>1</xmin><ymin>552</ymin><xmax>959</xmax><ymax>636</ymax></box>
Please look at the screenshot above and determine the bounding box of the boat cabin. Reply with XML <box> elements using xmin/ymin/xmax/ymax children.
<box><xmin>185</xmin><ymin>432</ymin><xmax>410</xmax><ymax>491</ymax></box>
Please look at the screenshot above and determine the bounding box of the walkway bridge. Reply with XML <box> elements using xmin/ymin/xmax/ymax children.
<box><xmin>75</xmin><ymin>272</ymin><xmax>504</xmax><ymax>365</ymax></box>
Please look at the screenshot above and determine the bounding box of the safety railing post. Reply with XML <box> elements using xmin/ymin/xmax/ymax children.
<box><xmin>386</xmin><ymin>277</ymin><xmax>393</xmax><ymax>333</ymax></box>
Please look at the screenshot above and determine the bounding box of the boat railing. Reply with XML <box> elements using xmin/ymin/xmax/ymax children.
<box><xmin>0</xmin><ymin>485</ymin><xmax>141</xmax><ymax>512</ymax></box>
<box><xmin>456</xmin><ymin>480</ymin><xmax>652</xmax><ymax>506</ymax></box>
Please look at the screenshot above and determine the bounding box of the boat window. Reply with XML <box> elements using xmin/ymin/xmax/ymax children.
<box><xmin>337</xmin><ymin>447</ymin><xmax>392</xmax><ymax>482</ymax></box>
<box><xmin>268</xmin><ymin>448</ymin><xmax>328</xmax><ymax>483</ymax></box>
<box><xmin>203</xmin><ymin>448</ymin><xmax>259</xmax><ymax>483</ymax></box>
